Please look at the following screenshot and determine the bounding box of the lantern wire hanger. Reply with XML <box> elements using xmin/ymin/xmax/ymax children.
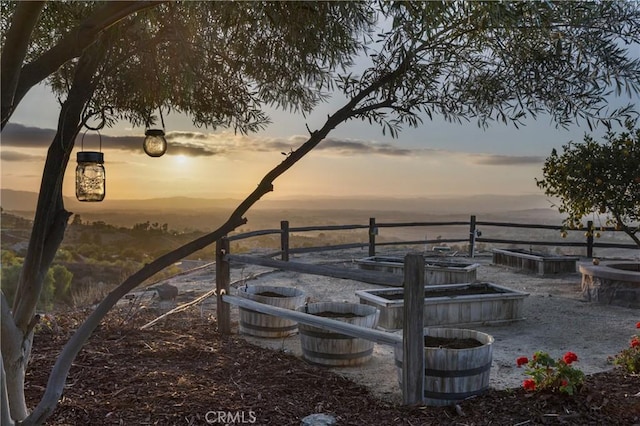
<box><xmin>143</xmin><ymin>107</ymin><xmax>168</xmax><ymax>157</ymax></box>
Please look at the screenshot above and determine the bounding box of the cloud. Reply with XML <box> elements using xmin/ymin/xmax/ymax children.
<box><xmin>0</xmin><ymin>150</ymin><xmax>44</xmax><ymax>162</ymax></box>
<box><xmin>314</xmin><ymin>138</ymin><xmax>414</xmax><ymax>156</ymax></box>
<box><xmin>1</xmin><ymin>123</ymin><xmax>55</xmax><ymax>147</ymax></box>
<box><xmin>0</xmin><ymin>123</ymin><xmax>543</xmax><ymax>165</ymax></box>
<box><xmin>467</xmin><ymin>154</ymin><xmax>544</xmax><ymax>166</ymax></box>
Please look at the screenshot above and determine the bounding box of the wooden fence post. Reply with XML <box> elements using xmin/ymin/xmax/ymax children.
<box><xmin>586</xmin><ymin>220</ymin><xmax>594</xmax><ymax>258</ymax></box>
<box><xmin>216</xmin><ymin>237</ymin><xmax>231</xmax><ymax>334</ymax></box>
<box><xmin>468</xmin><ymin>215</ymin><xmax>477</xmax><ymax>258</ymax></box>
<box><xmin>369</xmin><ymin>217</ymin><xmax>377</xmax><ymax>257</ymax></box>
<box><xmin>281</xmin><ymin>220</ymin><xmax>290</xmax><ymax>261</ymax></box>
<box><xmin>402</xmin><ymin>253</ymin><xmax>425</xmax><ymax>405</ymax></box>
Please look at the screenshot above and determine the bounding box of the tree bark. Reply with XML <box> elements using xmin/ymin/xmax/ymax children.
<box><xmin>1</xmin><ymin>293</ymin><xmax>25</xmax><ymax>423</ymax></box>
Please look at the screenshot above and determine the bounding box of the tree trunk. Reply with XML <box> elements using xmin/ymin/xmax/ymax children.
<box><xmin>1</xmin><ymin>293</ymin><xmax>26</xmax><ymax>423</ymax></box>
<box><xmin>1</xmin><ymin>39</ymin><xmax>106</xmax><ymax>423</ymax></box>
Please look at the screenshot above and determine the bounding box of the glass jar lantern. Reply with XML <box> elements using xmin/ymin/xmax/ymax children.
<box><xmin>76</xmin><ymin>151</ymin><xmax>105</xmax><ymax>202</ymax></box>
<box><xmin>143</xmin><ymin>129</ymin><xmax>167</xmax><ymax>157</ymax></box>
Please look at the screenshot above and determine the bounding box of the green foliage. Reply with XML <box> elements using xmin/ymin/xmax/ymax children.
<box><xmin>536</xmin><ymin>122</ymin><xmax>640</xmax><ymax>246</ymax></box>
<box><xmin>1</xmin><ymin>249</ymin><xmax>21</xmax><ymax>266</ymax></box>
<box><xmin>50</xmin><ymin>264</ymin><xmax>72</xmax><ymax>303</ymax></box>
<box><xmin>611</xmin><ymin>322</ymin><xmax>640</xmax><ymax>373</ymax></box>
<box><xmin>517</xmin><ymin>351</ymin><xmax>586</xmax><ymax>395</ymax></box>
<box><xmin>344</xmin><ymin>1</ymin><xmax>640</xmax><ymax>137</ymax></box>
<box><xmin>29</xmin><ymin>1</ymin><xmax>375</xmax><ymax>133</ymax></box>
<box><xmin>0</xmin><ymin>262</ymin><xmax>72</xmax><ymax>309</ymax></box>
<box><xmin>1</xmin><ymin>263</ymin><xmax>22</xmax><ymax>305</ymax></box>
<box><xmin>39</xmin><ymin>268</ymin><xmax>56</xmax><ymax>311</ymax></box>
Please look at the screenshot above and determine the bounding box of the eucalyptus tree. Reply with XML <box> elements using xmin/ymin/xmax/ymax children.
<box><xmin>1</xmin><ymin>2</ymin><xmax>375</xmax><ymax>424</ymax></box>
<box><xmin>2</xmin><ymin>1</ymin><xmax>640</xmax><ymax>425</ymax></box>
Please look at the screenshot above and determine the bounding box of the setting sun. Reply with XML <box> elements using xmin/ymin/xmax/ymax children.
<box><xmin>173</xmin><ymin>154</ymin><xmax>188</xmax><ymax>165</ymax></box>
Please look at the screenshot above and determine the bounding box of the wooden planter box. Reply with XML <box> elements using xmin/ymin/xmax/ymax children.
<box><xmin>491</xmin><ymin>248</ymin><xmax>578</xmax><ymax>275</ymax></box>
<box><xmin>356</xmin><ymin>282</ymin><xmax>528</xmax><ymax>330</ymax></box>
<box><xmin>355</xmin><ymin>256</ymin><xmax>480</xmax><ymax>285</ymax></box>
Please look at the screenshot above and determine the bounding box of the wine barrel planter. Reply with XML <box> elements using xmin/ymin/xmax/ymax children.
<box><xmin>394</xmin><ymin>327</ymin><xmax>494</xmax><ymax>406</ymax></box>
<box><xmin>297</xmin><ymin>302</ymin><xmax>380</xmax><ymax>367</ymax></box>
<box><xmin>237</xmin><ymin>285</ymin><xmax>306</xmax><ymax>338</ymax></box>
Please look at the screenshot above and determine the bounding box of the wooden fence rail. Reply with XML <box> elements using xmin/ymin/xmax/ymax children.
<box><xmin>225</xmin><ymin>215</ymin><xmax>636</xmax><ymax>260</ymax></box>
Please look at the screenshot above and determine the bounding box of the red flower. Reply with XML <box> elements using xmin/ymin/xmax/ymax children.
<box><xmin>516</xmin><ymin>356</ymin><xmax>529</xmax><ymax>367</ymax></box>
<box><xmin>561</xmin><ymin>379</ymin><xmax>569</xmax><ymax>387</ymax></box>
<box><xmin>563</xmin><ymin>351</ymin><xmax>578</xmax><ymax>364</ymax></box>
<box><xmin>636</xmin><ymin>321</ymin><xmax>640</xmax><ymax>329</ymax></box>
<box><xmin>631</xmin><ymin>337</ymin><xmax>640</xmax><ymax>348</ymax></box>
<box><xmin>523</xmin><ymin>379</ymin><xmax>536</xmax><ymax>391</ymax></box>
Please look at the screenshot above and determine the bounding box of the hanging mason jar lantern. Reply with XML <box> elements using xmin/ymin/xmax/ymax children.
<box><xmin>76</xmin><ymin>130</ymin><xmax>105</xmax><ymax>202</ymax></box>
<box><xmin>143</xmin><ymin>107</ymin><xmax>168</xmax><ymax>157</ymax></box>
<box><xmin>143</xmin><ymin>128</ymin><xmax>167</xmax><ymax>157</ymax></box>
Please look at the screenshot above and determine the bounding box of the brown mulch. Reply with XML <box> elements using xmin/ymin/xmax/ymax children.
<box><xmin>25</xmin><ymin>308</ymin><xmax>640</xmax><ymax>425</ymax></box>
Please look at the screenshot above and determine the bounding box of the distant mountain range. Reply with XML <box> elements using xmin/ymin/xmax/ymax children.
<box><xmin>1</xmin><ymin>188</ymin><xmax>559</xmax><ymax>215</ymax></box>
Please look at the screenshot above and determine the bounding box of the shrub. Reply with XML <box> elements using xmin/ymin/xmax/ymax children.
<box><xmin>611</xmin><ymin>322</ymin><xmax>640</xmax><ymax>373</ymax></box>
<box><xmin>517</xmin><ymin>350</ymin><xmax>585</xmax><ymax>395</ymax></box>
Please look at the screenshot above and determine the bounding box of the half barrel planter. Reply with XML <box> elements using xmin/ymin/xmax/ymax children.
<box><xmin>237</xmin><ymin>285</ymin><xmax>306</xmax><ymax>338</ymax></box>
<box><xmin>394</xmin><ymin>327</ymin><xmax>494</xmax><ymax>406</ymax></box>
<box><xmin>297</xmin><ymin>302</ymin><xmax>380</xmax><ymax>367</ymax></box>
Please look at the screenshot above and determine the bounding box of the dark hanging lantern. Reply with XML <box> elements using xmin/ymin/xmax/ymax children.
<box><xmin>76</xmin><ymin>130</ymin><xmax>105</xmax><ymax>202</ymax></box>
<box><xmin>143</xmin><ymin>107</ymin><xmax>168</xmax><ymax>157</ymax></box>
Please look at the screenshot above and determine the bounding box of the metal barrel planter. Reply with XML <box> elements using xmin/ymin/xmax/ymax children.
<box><xmin>394</xmin><ymin>327</ymin><xmax>494</xmax><ymax>406</ymax></box>
<box><xmin>237</xmin><ymin>285</ymin><xmax>306</xmax><ymax>338</ymax></box>
<box><xmin>297</xmin><ymin>302</ymin><xmax>380</xmax><ymax>367</ymax></box>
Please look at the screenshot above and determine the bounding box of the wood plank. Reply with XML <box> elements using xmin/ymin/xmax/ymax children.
<box><xmin>226</xmin><ymin>254</ymin><xmax>403</xmax><ymax>286</ymax></box>
<box><xmin>222</xmin><ymin>294</ymin><xmax>402</xmax><ymax>347</ymax></box>
<box><xmin>402</xmin><ymin>253</ymin><xmax>425</xmax><ymax>405</ymax></box>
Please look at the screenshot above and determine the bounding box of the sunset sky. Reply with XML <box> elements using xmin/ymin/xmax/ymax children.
<box><xmin>1</xmin><ymin>81</ymin><xmax>637</xmax><ymax>202</ymax></box>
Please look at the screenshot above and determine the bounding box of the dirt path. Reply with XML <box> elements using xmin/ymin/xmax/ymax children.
<box><xmin>131</xmin><ymin>250</ymin><xmax>638</xmax><ymax>404</ymax></box>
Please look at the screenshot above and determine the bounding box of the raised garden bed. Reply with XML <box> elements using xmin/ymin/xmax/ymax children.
<box><xmin>492</xmin><ymin>248</ymin><xmax>578</xmax><ymax>275</ymax></box>
<box><xmin>355</xmin><ymin>256</ymin><xmax>480</xmax><ymax>285</ymax></box>
<box><xmin>356</xmin><ymin>283</ymin><xmax>529</xmax><ymax>330</ymax></box>
<box><xmin>579</xmin><ymin>261</ymin><xmax>640</xmax><ymax>308</ymax></box>
<box><xmin>355</xmin><ymin>282</ymin><xmax>528</xmax><ymax>330</ymax></box>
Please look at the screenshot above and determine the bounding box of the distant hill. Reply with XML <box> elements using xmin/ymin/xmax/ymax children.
<box><xmin>1</xmin><ymin>188</ymin><xmax>557</xmax><ymax>215</ymax></box>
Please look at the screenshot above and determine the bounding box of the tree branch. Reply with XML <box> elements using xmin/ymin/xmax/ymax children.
<box><xmin>1</xmin><ymin>1</ymin><xmax>166</xmax><ymax>129</ymax></box>
<box><xmin>0</xmin><ymin>1</ymin><xmax>46</xmax><ymax>129</ymax></box>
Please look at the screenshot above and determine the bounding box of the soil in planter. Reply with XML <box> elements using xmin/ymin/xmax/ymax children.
<box><xmin>382</xmin><ymin>284</ymin><xmax>506</xmax><ymax>300</ymax></box>
<box><xmin>424</xmin><ymin>336</ymin><xmax>483</xmax><ymax>349</ymax></box>
<box><xmin>256</xmin><ymin>291</ymin><xmax>289</xmax><ymax>297</ymax></box>
<box><xmin>314</xmin><ymin>311</ymin><xmax>362</xmax><ymax>319</ymax></box>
